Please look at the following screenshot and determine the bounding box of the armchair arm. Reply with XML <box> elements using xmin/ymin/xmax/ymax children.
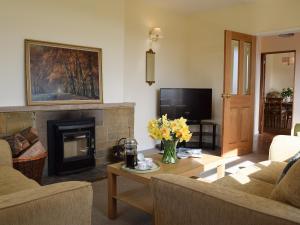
<box><xmin>292</xmin><ymin>123</ymin><xmax>300</xmax><ymax>136</ymax></box>
<box><xmin>0</xmin><ymin>139</ymin><xmax>12</xmax><ymax>167</ymax></box>
<box><xmin>152</xmin><ymin>174</ymin><xmax>300</xmax><ymax>225</ymax></box>
<box><xmin>0</xmin><ymin>181</ymin><xmax>93</xmax><ymax>225</ymax></box>
<box><xmin>269</xmin><ymin>135</ymin><xmax>300</xmax><ymax>162</ymax></box>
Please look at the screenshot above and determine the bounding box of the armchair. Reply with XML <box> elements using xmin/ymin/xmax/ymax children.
<box><xmin>0</xmin><ymin>140</ymin><xmax>93</xmax><ymax>225</ymax></box>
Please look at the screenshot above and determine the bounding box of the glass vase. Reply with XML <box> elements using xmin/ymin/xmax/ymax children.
<box><xmin>162</xmin><ymin>140</ymin><xmax>178</xmax><ymax>164</ymax></box>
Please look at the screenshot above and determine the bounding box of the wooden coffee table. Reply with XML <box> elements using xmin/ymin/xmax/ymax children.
<box><xmin>107</xmin><ymin>153</ymin><xmax>225</xmax><ymax>219</ymax></box>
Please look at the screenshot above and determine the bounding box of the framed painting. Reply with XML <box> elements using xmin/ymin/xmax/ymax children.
<box><xmin>25</xmin><ymin>39</ymin><xmax>103</xmax><ymax>105</ymax></box>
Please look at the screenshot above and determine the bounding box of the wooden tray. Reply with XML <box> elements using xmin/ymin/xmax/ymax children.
<box><xmin>121</xmin><ymin>162</ymin><xmax>160</xmax><ymax>174</ymax></box>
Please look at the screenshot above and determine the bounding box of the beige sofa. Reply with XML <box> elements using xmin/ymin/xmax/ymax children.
<box><xmin>0</xmin><ymin>140</ymin><xmax>93</xmax><ymax>225</ymax></box>
<box><xmin>152</xmin><ymin>135</ymin><xmax>300</xmax><ymax>225</ymax></box>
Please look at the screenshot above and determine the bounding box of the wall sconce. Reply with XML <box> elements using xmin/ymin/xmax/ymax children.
<box><xmin>146</xmin><ymin>49</ymin><xmax>155</xmax><ymax>85</ymax></box>
<box><xmin>149</xmin><ymin>27</ymin><xmax>163</xmax><ymax>42</ymax></box>
<box><xmin>146</xmin><ymin>28</ymin><xmax>162</xmax><ymax>86</ymax></box>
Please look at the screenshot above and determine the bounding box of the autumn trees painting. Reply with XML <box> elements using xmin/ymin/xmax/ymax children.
<box><xmin>25</xmin><ymin>40</ymin><xmax>102</xmax><ymax>105</ymax></box>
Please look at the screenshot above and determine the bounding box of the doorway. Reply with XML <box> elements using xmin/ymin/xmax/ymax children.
<box><xmin>259</xmin><ymin>51</ymin><xmax>296</xmax><ymax>135</ymax></box>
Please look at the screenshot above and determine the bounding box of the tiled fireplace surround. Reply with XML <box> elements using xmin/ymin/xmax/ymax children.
<box><xmin>0</xmin><ymin>103</ymin><xmax>134</xmax><ymax>175</ymax></box>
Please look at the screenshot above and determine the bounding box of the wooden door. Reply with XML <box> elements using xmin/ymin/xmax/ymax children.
<box><xmin>259</xmin><ymin>54</ymin><xmax>267</xmax><ymax>134</ymax></box>
<box><xmin>222</xmin><ymin>30</ymin><xmax>256</xmax><ymax>157</ymax></box>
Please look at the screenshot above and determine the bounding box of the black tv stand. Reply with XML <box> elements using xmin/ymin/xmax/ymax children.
<box><xmin>182</xmin><ymin>120</ymin><xmax>201</xmax><ymax>149</ymax></box>
<box><xmin>200</xmin><ymin>121</ymin><xmax>216</xmax><ymax>150</ymax></box>
<box><xmin>183</xmin><ymin>120</ymin><xmax>216</xmax><ymax>150</ymax></box>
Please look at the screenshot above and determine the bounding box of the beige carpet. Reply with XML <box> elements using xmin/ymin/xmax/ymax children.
<box><xmin>91</xmin><ymin>152</ymin><xmax>268</xmax><ymax>225</ymax></box>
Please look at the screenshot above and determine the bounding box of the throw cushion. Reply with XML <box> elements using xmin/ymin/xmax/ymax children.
<box><xmin>271</xmin><ymin>158</ymin><xmax>300</xmax><ymax>208</ymax></box>
<box><xmin>4</xmin><ymin>133</ymin><xmax>30</xmax><ymax>157</ymax></box>
<box><xmin>277</xmin><ymin>151</ymin><xmax>300</xmax><ymax>183</ymax></box>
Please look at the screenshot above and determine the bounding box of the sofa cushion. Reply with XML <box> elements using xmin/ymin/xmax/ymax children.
<box><xmin>236</xmin><ymin>160</ymin><xmax>286</xmax><ymax>185</ymax></box>
<box><xmin>271</xmin><ymin>158</ymin><xmax>300</xmax><ymax>208</ymax></box>
<box><xmin>214</xmin><ymin>173</ymin><xmax>275</xmax><ymax>198</ymax></box>
<box><xmin>0</xmin><ymin>166</ymin><xmax>39</xmax><ymax>196</ymax></box>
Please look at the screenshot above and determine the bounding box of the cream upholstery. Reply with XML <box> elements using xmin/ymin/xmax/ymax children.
<box><xmin>213</xmin><ymin>173</ymin><xmax>275</xmax><ymax>198</ymax></box>
<box><xmin>0</xmin><ymin>181</ymin><xmax>92</xmax><ymax>225</ymax></box>
<box><xmin>0</xmin><ymin>140</ymin><xmax>12</xmax><ymax>167</ymax></box>
<box><xmin>0</xmin><ymin>140</ymin><xmax>93</xmax><ymax>225</ymax></box>
<box><xmin>237</xmin><ymin>160</ymin><xmax>286</xmax><ymax>184</ymax></box>
<box><xmin>152</xmin><ymin>135</ymin><xmax>300</xmax><ymax>225</ymax></box>
<box><xmin>0</xmin><ymin>166</ymin><xmax>39</xmax><ymax>195</ymax></box>
<box><xmin>152</xmin><ymin>174</ymin><xmax>300</xmax><ymax>225</ymax></box>
<box><xmin>269</xmin><ymin>135</ymin><xmax>300</xmax><ymax>162</ymax></box>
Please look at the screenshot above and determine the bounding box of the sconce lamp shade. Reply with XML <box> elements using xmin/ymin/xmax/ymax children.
<box><xmin>146</xmin><ymin>49</ymin><xmax>155</xmax><ymax>85</ymax></box>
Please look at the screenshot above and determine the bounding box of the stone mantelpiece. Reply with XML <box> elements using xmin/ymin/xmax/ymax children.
<box><xmin>0</xmin><ymin>103</ymin><xmax>135</xmax><ymax>173</ymax></box>
<box><xmin>0</xmin><ymin>102</ymin><xmax>135</xmax><ymax>112</ymax></box>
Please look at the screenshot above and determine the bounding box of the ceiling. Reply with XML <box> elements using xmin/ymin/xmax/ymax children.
<box><xmin>144</xmin><ymin>0</ymin><xmax>256</xmax><ymax>14</ymax></box>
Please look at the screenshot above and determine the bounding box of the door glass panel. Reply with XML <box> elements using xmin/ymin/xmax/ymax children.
<box><xmin>243</xmin><ymin>42</ymin><xmax>251</xmax><ymax>95</ymax></box>
<box><xmin>231</xmin><ymin>40</ymin><xmax>239</xmax><ymax>95</ymax></box>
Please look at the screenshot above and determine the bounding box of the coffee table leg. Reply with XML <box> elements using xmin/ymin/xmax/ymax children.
<box><xmin>108</xmin><ymin>171</ymin><xmax>117</xmax><ymax>219</ymax></box>
<box><xmin>217</xmin><ymin>163</ymin><xmax>225</xmax><ymax>179</ymax></box>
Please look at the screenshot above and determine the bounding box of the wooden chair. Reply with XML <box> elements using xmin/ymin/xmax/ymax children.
<box><xmin>282</xmin><ymin>103</ymin><xmax>293</xmax><ymax>129</ymax></box>
<box><xmin>265</xmin><ymin>97</ymin><xmax>285</xmax><ymax>129</ymax></box>
<box><xmin>293</xmin><ymin>123</ymin><xmax>300</xmax><ymax>136</ymax></box>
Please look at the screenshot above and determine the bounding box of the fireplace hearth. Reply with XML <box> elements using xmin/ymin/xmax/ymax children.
<box><xmin>47</xmin><ymin>118</ymin><xmax>96</xmax><ymax>176</ymax></box>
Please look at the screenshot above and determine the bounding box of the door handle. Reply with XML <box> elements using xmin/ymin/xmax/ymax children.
<box><xmin>221</xmin><ymin>93</ymin><xmax>231</xmax><ymax>99</ymax></box>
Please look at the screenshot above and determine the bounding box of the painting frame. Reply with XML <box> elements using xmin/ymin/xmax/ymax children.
<box><xmin>25</xmin><ymin>39</ymin><xmax>103</xmax><ymax>106</ymax></box>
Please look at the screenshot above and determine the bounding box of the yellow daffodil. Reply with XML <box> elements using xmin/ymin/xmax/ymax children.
<box><xmin>148</xmin><ymin>115</ymin><xmax>192</xmax><ymax>143</ymax></box>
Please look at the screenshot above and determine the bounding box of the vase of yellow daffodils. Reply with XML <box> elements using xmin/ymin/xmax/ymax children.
<box><xmin>148</xmin><ymin>115</ymin><xmax>192</xmax><ymax>164</ymax></box>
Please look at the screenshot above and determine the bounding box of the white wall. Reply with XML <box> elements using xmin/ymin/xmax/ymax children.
<box><xmin>123</xmin><ymin>0</ymin><xmax>189</xmax><ymax>150</ymax></box>
<box><xmin>265</xmin><ymin>53</ymin><xmax>295</xmax><ymax>94</ymax></box>
<box><xmin>0</xmin><ymin>0</ymin><xmax>190</xmax><ymax>150</ymax></box>
<box><xmin>187</xmin><ymin>0</ymin><xmax>300</xmax><ymax>137</ymax></box>
<box><xmin>0</xmin><ymin>0</ymin><xmax>124</xmax><ymax>105</ymax></box>
<box><xmin>261</xmin><ymin>33</ymin><xmax>300</xmax><ymax>128</ymax></box>
<box><xmin>2</xmin><ymin>0</ymin><xmax>300</xmax><ymax>150</ymax></box>
<box><xmin>0</xmin><ymin>0</ymin><xmax>189</xmax><ymax>150</ymax></box>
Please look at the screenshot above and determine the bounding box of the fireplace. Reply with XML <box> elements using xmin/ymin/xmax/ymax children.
<box><xmin>47</xmin><ymin>118</ymin><xmax>96</xmax><ymax>176</ymax></box>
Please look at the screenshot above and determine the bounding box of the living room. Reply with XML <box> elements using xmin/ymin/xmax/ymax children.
<box><xmin>1</xmin><ymin>0</ymin><xmax>300</xmax><ymax>225</ymax></box>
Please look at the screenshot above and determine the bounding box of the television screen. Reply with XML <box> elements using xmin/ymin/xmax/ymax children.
<box><xmin>160</xmin><ymin>88</ymin><xmax>212</xmax><ymax>122</ymax></box>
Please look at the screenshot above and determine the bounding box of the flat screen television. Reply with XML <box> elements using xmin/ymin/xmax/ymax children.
<box><xmin>160</xmin><ymin>88</ymin><xmax>212</xmax><ymax>122</ymax></box>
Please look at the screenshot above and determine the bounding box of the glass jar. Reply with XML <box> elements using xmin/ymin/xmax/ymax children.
<box><xmin>124</xmin><ymin>138</ymin><xmax>138</xmax><ymax>169</ymax></box>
